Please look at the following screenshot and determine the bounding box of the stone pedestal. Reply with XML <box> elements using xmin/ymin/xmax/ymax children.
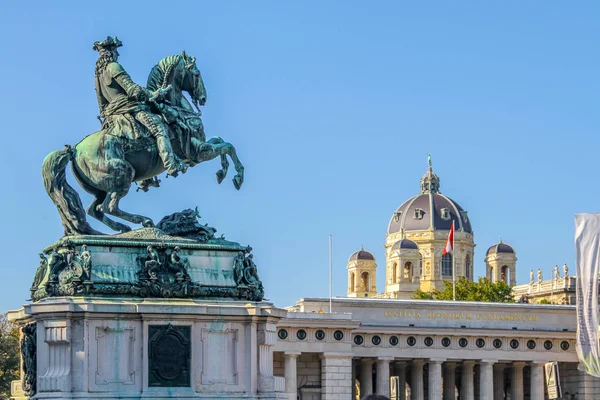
<box><xmin>9</xmin><ymin>297</ymin><xmax>287</xmax><ymax>399</ymax></box>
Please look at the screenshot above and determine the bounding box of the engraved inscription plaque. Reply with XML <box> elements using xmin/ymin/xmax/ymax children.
<box><xmin>148</xmin><ymin>325</ymin><xmax>191</xmax><ymax>387</ymax></box>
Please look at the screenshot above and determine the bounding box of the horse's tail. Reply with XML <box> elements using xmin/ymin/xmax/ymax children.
<box><xmin>42</xmin><ymin>146</ymin><xmax>100</xmax><ymax>236</ymax></box>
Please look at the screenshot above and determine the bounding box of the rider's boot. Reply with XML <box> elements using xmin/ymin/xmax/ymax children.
<box><xmin>156</xmin><ymin>136</ymin><xmax>187</xmax><ymax>175</ymax></box>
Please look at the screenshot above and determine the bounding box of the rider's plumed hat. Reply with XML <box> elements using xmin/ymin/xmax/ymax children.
<box><xmin>92</xmin><ymin>36</ymin><xmax>123</xmax><ymax>52</ymax></box>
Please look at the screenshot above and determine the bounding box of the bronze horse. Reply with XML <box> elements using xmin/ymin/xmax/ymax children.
<box><xmin>43</xmin><ymin>52</ymin><xmax>244</xmax><ymax>235</ymax></box>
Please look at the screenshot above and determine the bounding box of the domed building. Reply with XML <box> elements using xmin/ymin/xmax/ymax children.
<box><xmin>383</xmin><ymin>162</ymin><xmax>476</xmax><ymax>298</ymax></box>
<box><xmin>270</xmin><ymin>158</ymin><xmax>595</xmax><ymax>400</ymax></box>
<box><xmin>344</xmin><ymin>159</ymin><xmax>520</xmax><ymax>299</ymax></box>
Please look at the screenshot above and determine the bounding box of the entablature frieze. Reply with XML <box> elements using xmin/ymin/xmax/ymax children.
<box><xmin>346</xmin><ymin>331</ymin><xmax>578</xmax><ymax>363</ymax></box>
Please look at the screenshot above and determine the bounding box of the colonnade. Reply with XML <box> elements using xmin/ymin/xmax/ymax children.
<box><xmin>355</xmin><ymin>357</ymin><xmax>544</xmax><ymax>400</ymax></box>
<box><xmin>280</xmin><ymin>352</ymin><xmax>547</xmax><ymax>399</ymax></box>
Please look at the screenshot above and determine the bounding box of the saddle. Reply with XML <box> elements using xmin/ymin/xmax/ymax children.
<box><xmin>101</xmin><ymin>113</ymin><xmax>176</xmax><ymax>154</ymax></box>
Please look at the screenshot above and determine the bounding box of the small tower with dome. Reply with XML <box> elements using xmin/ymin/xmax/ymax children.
<box><xmin>385</xmin><ymin>157</ymin><xmax>475</xmax><ymax>296</ymax></box>
<box><xmin>485</xmin><ymin>239</ymin><xmax>517</xmax><ymax>286</ymax></box>
<box><xmin>347</xmin><ymin>247</ymin><xmax>377</xmax><ymax>297</ymax></box>
<box><xmin>386</xmin><ymin>238</ymin><xmax>421</xmax><ymax>298</ymax></box>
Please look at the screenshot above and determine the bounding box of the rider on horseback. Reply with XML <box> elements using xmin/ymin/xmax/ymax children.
<box><xmin>92</xmin><ymin>36</ymin><xmax>187</xmax><ymax>176</ymax></box>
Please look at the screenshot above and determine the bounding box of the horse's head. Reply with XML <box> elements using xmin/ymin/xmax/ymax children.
<box><xmin>147</xmin><ymin>53</ymin><xmax>207</xmax><ymax>111</ymax></box>
<box><xmin>181</xmin><ymin>51</ymin><xmax>206</xmax><ymax>110</ymax></box>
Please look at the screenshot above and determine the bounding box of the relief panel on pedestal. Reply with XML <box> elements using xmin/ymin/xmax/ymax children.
<box><xmin>95</xmin><ymin>327</ymin><xmax>135</xmax><ymax>386</ymax></box>
<box><xmin>200</xmin><ymin>328</ymin><xmax>238</xmax><ymax>385</ymax></box>
<box><xmin>88</xmin><ymin>321</ymin><xmax>142</xmax><ymax>392</ymax></box>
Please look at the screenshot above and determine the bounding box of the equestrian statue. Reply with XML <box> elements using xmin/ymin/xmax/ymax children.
<box><xmin>42</xmin><ymin>36</ymin><xmax>244</xmax><ymax>236</ymax></box>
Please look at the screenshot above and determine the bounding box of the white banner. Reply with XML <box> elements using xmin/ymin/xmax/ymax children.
<box><xmin>575</xmin><ymin>214</ymin><xmax>600</xmax><ymax>377</ymax></box>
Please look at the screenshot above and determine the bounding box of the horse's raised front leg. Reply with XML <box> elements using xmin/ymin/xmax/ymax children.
<box><xmin>191</xmin><ymin>137</ymin><xmax>244</xmax><ymax>190</ymax></box>
<box><xmin>207</xmin><ymin>137</ymin><xmax>229</xmax><ymax>184</ymax></box>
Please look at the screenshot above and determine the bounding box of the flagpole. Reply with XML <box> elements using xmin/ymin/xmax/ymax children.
<box><xmin>452</xmin><ymin>220</ymin><xmax>456</xmax><ymax>301</ymax></box>
<box><xmin>329</xmin><ymin>235</ymin><xmax>333</xmax><ymax>313</ymax></box>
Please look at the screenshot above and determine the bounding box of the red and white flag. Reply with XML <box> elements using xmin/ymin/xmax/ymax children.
<box><xmin>443</xmin><ymin>221</ymin><xmax>454</xmax><ymax>255</ymax></box>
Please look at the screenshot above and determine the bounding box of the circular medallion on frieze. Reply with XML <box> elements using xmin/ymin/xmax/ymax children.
<box><xmin>372</xmin><ymin>335</ymin><xmax>382</xmax><ymax>346</ymax></box>
<box><xmin>544</xmin><ymin>340</ymin><xmax>553</xmax><ymax>350</ymax></box>
<box><xmin>389</xmin><ymin>336</ymin><xmax>399</xmax><ymax>346</ymax></box>
<box><xmin>333</xmin><ymin>330</ymin><xmax>344</xmax><ymax>341</ymax></box>
<box><xmin>527</xmin><ymin>340</ymin><xmax>536</xmax><ymax>350</ymax></box>
<box><xmin>354</xmin><ymin>335</ymin><xmax>364</xmax><ymax>345</ymax></box>
<box><xmin>560</xmin><ymin>341</ymin><xmax>570</xmax><ymax>351</ymax></box>
<box><xmin>476</xmin><ymin>338</ymin><xmax>485</xmax><ymax>348</ymax></box>
<box><xmin>296</xmin><ymin>329</ymin><xmax>307</xmax><ymax>340</ymax></box>
<box><xmin>407</xmin><ymin>336</ymin><xmax>417</xmax><ymax>347</ymax></box>
<box><xmin>510</xmin><ymin>339</ymin><xmax>520</xmax><ymax>349</ymax></box>
<box><xmin>441</xmin><ymin>337</ymin><xmax>451</xmax><ymax>347</ymax></box>
<box><xmin>424</xmin><ymin>337</ymin><xmax>434</xmax><ymax>347</ymax></box>
<box><xmin>493</xmin><ymin>339</ymin><xmax>502</xmax><ymax>349</ymax></box>
<box><xmin>459</xmin><ymin>338</ymin><xmax>468</xmax><ymax>348</ymax></box>
<box><xmin>277</xmin><ymin>329</ymin><xmax>288</xmax><ymax>340</ymax></box>
<box><xmin>315</xmin><ymin>330</ymin><xmax>325</xmax><ymax>341</ymax></box>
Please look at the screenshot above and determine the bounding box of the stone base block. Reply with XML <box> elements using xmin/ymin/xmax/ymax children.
<box><xmin>8</xmin><ymin>297</ymin><xmax>288</xmax><ymax>399</ymax></box>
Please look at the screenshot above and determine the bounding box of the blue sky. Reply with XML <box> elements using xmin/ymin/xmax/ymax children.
<box><xmin>0</xmin><ymin>2</ymin><xmax>598</xmax><ymax>312</ymax></box>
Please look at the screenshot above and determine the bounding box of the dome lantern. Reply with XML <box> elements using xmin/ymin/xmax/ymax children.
<box><xmin>420</xmin><ymin>156</ymin><xmax>440</xmax><ymax>194</ymax></box>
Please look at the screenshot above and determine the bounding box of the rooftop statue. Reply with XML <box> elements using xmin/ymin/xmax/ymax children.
<box><xmin>42</xmin><ymin>36</ymin><xmax>244</xmax><ymax>236</ymax></box>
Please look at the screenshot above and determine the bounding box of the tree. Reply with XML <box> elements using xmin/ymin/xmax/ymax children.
<box><xmin>413</xmin><ymin>277</ymin><xmax>515</xmax><ymax>303</ymax></box>
<box><xmin>0</xmin><ymin>314</ymin><xmax>19</xmax><ymax>400</ymax></box>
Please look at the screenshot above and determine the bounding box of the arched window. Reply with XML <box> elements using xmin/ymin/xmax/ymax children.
<box><xmin>441</xmin><ymin>253</ymin><xmax>453</xmax><ymax>276</ymax></box>
<box><xmin>349</xmin><ymin>272</ymin><xmax>355</xmax><ymax>292</ymax></box>
<box><xmin>501</xmin><ymin>265</ymin><xmax>510</xmax><ymax>284</ymax></box>
<box><xmin>404</xmin><ymin>262</ymin><xmax>413</xmax><ymax>280</ymax></box>
<box><xmin>465</xmin><ymin>254</ymin><xmax>471</xmax><ymax>280</ymax></box>
<box><xmin>361</xmin><ymin>271</ymin><xmax>370</xmax><ymax>291</ymax></box>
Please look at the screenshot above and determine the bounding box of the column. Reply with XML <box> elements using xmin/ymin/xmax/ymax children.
<box><xmin>360</xmin><ymin>358</ymin><xmax>374</xmax><ymax>397</ymax></box>
<box><xmin>493</xmin><ymin>363</ymin><xmax>505</xmax><ymax>400</ymax></box>
<box><xmin>510</xmin><ymin>362</ymin><xmax>525</xmax><ymax>400</ymax></box>
<box><xmin>443</xmin><ymin>362</ymin><xmax>456</xmax><ymax>400</ymax></box>
<box><xmin>428</xmin><ymin>359</ymin><xmax>444</xmax><ymax>400</ymax></box>
<box><xmin>479</xmin><ymin>360</ymin><xmax>495</xmax><ymax>400</ymax></box>
<box><xmin>284</xmin><ymin>352</ymin><xmax>300</xmax><ymax>400</ymax></box>
<box><xmin>377</xmin><ymin>357</ymin><xmax>393</xmax><ymax>398</ymax></box>
<box><xmin>461</xmin><ymin>361</ymin><xmax>475</xmax><ymax>400</ymax></box>
<box><xmin>320</xmin><ymin>352</ymin><xmax>353</xmax><ymax>400</ymax></box>
<box><xmin>529</xmin><ymin>362</ymin><xmax>544</xmax><ymax>400</ymax></box>
<box><xmin>411</xmin><ymin>359</ymin><xmax>425</xmax><ymax>400</ymax></box>
<box><xmin>257</xmin><ymin>323</ymin><xmax>276</xmax><ymax>392</ymax></box>
<box><xmin>473</xmin><ymin>365</ymin><xmax>480</xmax><ymax>400</ymax></box>
<box><xmin>395</xmin><ymin>361</ymin><xmax>407</xmax><ymax>400</ymax></box>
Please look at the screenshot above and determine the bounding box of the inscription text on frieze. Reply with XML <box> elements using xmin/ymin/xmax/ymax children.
<box><xmin>384</xmin><ymin>310</ymin><xmax>539</xmax><ymax>322</ymax></box>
